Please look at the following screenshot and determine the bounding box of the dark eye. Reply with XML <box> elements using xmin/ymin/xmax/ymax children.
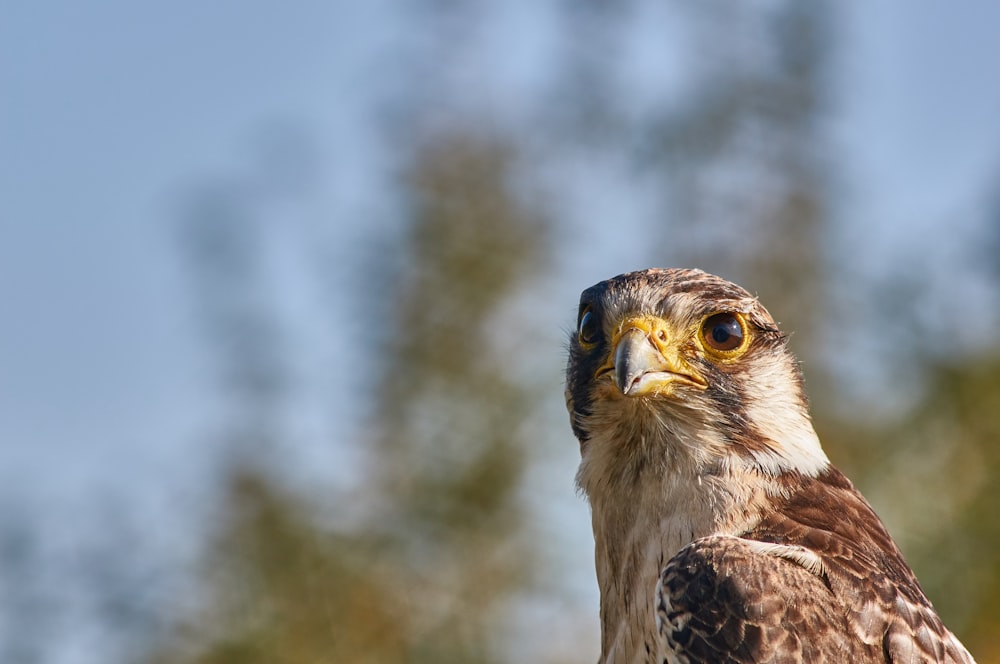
<box><xmin>578</xmin><ymin>308</ymin><xmax>600</xmax><ymax>345</ymax></box>
<box><xmin>701</xmin><ymin>312</ymin><xmax>745</xmax><ymax>353</ymax></box>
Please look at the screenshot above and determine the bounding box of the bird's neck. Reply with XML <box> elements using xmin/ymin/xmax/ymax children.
<box><xmin>580</xmin><ymin>412</ymin><xmax>802</xmax><ymax>663</ymax></box>
<box><xmin>577</xmin><ymin>392</ymin><xmax>830</xmax><ymax>662</ymax></box>
<box><xmin>588</xmin><ymin>458</ymin><xmax>779</xmax><ymax>662</ymax></box>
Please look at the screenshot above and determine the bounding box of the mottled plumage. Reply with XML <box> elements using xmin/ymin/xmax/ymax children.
<box><xmin>565</xmin><ymin>268</ymin><xmax>974</xmax><ymax>664</ymax></box>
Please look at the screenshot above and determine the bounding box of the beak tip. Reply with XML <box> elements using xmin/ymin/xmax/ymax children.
<box><xmin>615</xmin><ymin>371</ymin><xmax>636</xmax><ymax>396</ymax></box>
<box><xmin>614</xmin><ymin>327</ymin><xmax>652</xmax><ymax>396</ymax></box>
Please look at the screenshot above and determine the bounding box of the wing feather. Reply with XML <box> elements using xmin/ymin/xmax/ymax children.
<box><xmin>657</xmin><ymin>535</ymin><xmax>861</xmax><ymax>663</ymax></box>
<box><xmin>656</xmin><ymin>480</ymin><xmax>976</xmax><ymax>664</ymax></box>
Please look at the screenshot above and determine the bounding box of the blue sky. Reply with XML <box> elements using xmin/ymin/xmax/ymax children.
<box><xmin>3</xmin><ymin>1</ymin><xmax>1000</xmax><ymax>660</ymax></box>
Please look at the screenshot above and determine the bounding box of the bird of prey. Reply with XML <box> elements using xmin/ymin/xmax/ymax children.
<box><xmin>565</xmin><ymin>268</ymin><xmax>975</xmax><ymax>664</ymax></box>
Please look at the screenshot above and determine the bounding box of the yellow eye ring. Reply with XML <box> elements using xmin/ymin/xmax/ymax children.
<box><xmin>700</xmin><ymin>312</ymin><xmax>748</xmax><ymax>356</ymax></box>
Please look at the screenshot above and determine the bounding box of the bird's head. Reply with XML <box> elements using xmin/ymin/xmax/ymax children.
<box><xmin>566</xmin><ymin>268</ymin><xmax>828</xmax><ymax>494</ymax></box>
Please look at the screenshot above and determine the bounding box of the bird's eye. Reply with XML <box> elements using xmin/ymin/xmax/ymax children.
<box><xmin>701</xmin><ymin>312</ymin><xmax>746</xmax><ymax>353</ymax></box>
<box><xmin>578</xmin><ymin>308</ymin><xmax>600</xmax><ymax>345</ymax></box>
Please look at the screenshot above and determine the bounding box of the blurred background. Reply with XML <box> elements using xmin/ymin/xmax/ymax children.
<box><xmin>3</xmin><ymin>1</ymin><xmax>1000</xmax><ymax>662</ymax></box>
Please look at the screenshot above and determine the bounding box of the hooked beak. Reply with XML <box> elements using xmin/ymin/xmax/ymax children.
<box><xmin>597</xmin><ymin>317</ymin><xmax>707</xmax><ymax>396</ymax></box>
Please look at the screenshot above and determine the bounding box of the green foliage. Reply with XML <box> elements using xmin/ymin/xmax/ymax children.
<box><xmin>917</xmin><ymin>357</ymin><xmax>1000</xmax><ymax>657</ymax></box>
<box><xmin>818</xmin><ymin>355</ymin><xmax>1000</xmax><ymax>656</ymax></box>
<box><xmin>367</xmin><ymin>134</ymin><xmax>548</xmax><ymax>661</ymax></box>
<box><xmin>147</xmin><ymin>473</ymin><xmax>406</xmax><ymax>664</ymax></box>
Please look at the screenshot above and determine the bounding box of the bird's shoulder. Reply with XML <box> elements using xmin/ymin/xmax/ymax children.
<box><xmin>656</xmin><ymin>467</ymin><xmax>975</xmax><ymax>663</ymax></box>
<box><xmin>657</xmin><ymin>532</ymin><xmax>863</xmax><ymax>662</ymax></box>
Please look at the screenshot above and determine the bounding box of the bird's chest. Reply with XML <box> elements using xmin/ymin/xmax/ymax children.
<box><xmin>591</xmin><ymin>472</ymin><xmax>765</xmax><ymax>664</ymax></box>
<box><xmin>594</xmin><ymin>498</ymin><xmax>720</xmax><ymax>664</ymax></box>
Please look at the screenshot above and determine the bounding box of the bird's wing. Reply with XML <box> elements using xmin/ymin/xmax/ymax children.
<box><xmin>657</xmin><ymin>535</ymin><xmax>860</xmax><ymax>662</ymax></box>
<box><xmin>656</xmin><ymin>534</ymin><xmax>975</xmax><ymax>664</ymax></box>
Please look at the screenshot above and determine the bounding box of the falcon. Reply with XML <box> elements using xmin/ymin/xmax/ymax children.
<box><xmin>565</xmin><ymin>268</ymin><xmax>975</xmax><ymax>664</ymax></box>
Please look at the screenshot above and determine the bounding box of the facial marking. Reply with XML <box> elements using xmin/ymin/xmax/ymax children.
<box><xmin>566</xmin><ymin>268</ymin><xmax>829</xmax><ymax>478</ymax></box>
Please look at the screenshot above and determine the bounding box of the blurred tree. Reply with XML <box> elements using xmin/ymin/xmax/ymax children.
<box><xmin>144</xmin><ymin>132</ymin><xmax>550</xmax><ymax>663</ymax></box>
<box><xmin>547</xmin><ymin>0</ymin><xmax>630</xmax><ymax>145</ymax></box>
<box><xmin>644</xmin><ymin>1</ymin><xmax>834</xmax><ymax>375</ymax></box>
<box><xmin>141</xmin><ymin>3</ymin><xmax>1000</xmax><ymax>663</ymax></box>
<box><xmin>901</xmin><ymin>356</ymin><xmax>1000</xmax><ymax>656</ymax></box>
<box><xmin>817</xmin><ymin>353</ymin><xmax>1000</xmax><ymax>656</ymax></box>
<box><xmin>367</xmin><ymin>134</ymin><xmax>548</xmax><ymax>660</ymax></box>
<box><xmin>178</xmin><ymin>182</ymin><xmax>287</xmax><ymax>453</ymax></box>
<box><xmin>0</xmin><ymin>515</ymin><xmax>46</xmax><ymax>664</ymax></box>
<box><xmin>146</xmin><ymin>471</ymin><xmax>407</xmax><ymax>664</ymax></box>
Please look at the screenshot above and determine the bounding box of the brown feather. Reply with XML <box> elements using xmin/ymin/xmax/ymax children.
<box><xmin>658</xmin><ymin>468</ymin><xmax>974</xmax><ymax>663</ymax></box>
<box><xmin>566</xmin><ymin>269</ymin><xmax>976</xmax><ymax>664</ymax></box>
